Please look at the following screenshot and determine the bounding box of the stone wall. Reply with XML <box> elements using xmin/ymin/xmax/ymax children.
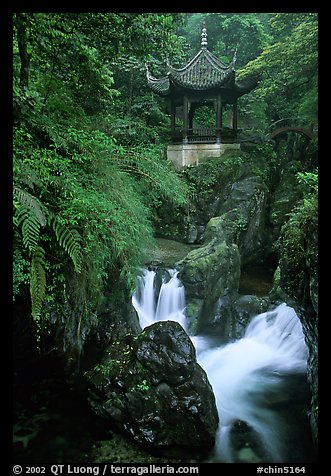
<box><xmin>167</xmin><ymin>143</ymin><xmax>241</xmax><ymax>169</ymax></box>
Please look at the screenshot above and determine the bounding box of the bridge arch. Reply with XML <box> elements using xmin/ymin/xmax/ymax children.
<box><xmin>268</xmin><ymin>118</ymin><xmax>317</xmax><ymax>141</ymax></box>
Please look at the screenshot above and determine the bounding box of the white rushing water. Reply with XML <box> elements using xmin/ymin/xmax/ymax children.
<box><xmin>132</xmin><ymin>268</ymin><xmax>310</xmax><ymax>463</ymax></box>
<box><xmin>132</xmin><ymin>268</ymin><xmax>187</xmax><ymax>332</ymax></box>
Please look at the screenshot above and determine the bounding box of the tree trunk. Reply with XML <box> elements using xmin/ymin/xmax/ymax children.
<box><xmin>16</xmin><ymin>13</ymin><xmax>30</xmax><ymax>90</ymax></box>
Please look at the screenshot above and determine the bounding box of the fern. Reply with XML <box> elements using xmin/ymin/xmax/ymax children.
<box><xmin>16</xmin><ymin>206</ymin><xmax>41</xmax><ymax>253</ymax></box>
<box><xmin>48</xmin><ymin>213</ymin><xmax>83</xmax><ymax>274</ymax></box>
<box><xmin>14</xmin><ymin>204</ymin><xmax>46</xmax><ymax>320</ymax></box>
<box><xmin>13</xmin><ymin>186</ymin><xmax>47</xmax><ymax>227</ymax></box>
<box><xmin>30</xmin><ymin>246</ymin><xmax>46</xmax><ymax>321</ymax></box>
<box><xmin>14</xmin><ymin>186</ymin><xmax>83</xmax><ymax>322</ymax></box>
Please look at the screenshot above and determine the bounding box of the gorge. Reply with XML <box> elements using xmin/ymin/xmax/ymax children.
<box><xmin>84</xmin><ymin>139</ymin><xmax>317</xmax><ymax>463</ymax></box>
<box><xmin>132</xmin><ymin>267</ymin><xmax>314</xmax><ymax>463</ymax></box>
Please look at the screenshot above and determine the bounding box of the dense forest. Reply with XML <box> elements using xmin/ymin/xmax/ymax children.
<box><xmin>13</xmin><ymin>13</ymin><xmax>318</xmax><ymax>466</ymax></box>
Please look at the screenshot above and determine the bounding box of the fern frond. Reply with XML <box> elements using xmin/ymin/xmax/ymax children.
<box><xmin>30</xmin><ymin>246</ymin><xmax>46</xmax><ymax>321</ymax></box>
<box><xmin>13</xmin><ymin>186</ymin><xmax>47</xmax><ymax>227</ymax></box>
<box><xmin>16</xmin><ymin>205</ymin><xmax>41</xmax><ymax>253</ymax></box>
<box><xmin>48</xmin><ymin>213</ymin><xmax>83</xmax><ymax>274</ymax></box>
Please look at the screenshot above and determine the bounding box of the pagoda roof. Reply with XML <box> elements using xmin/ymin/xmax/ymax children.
<box><xmin>167</xmin><ymin>47</ymin><xmax>235</xmax><ymax>90</ymax></box>
<box><xmin>146</xmin><ymin>54</ymin><xmax>259</xmax><ymax>98</ymax></box>
<box><xmin>146</xmin><ymin>47</ymin><xmax>235</xmax><ymax>95</ymax></box>
<box><xmin>146</xmin><ymin>23</ymin><xmax>259</xmax><ymax>99</ymax></box>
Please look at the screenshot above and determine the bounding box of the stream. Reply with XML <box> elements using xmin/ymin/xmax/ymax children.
<box><xmin>132</xmin><ymin>268</ymin><xmax>315</xmax><ymax>463</ymax></box>
<box><xmin>13</xmin><ymin>264</ymin><xmax>315</xmax><ymax>464</ymax></box>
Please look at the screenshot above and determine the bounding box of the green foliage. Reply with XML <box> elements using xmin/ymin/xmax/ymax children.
<box><xmin>30</xmin><ymin>246</ymin><xmax>47</xmax><ymax>321</ymax></box>
<box><xmin>13</xmin><ymin>186</ymin><xmax>84</xmax><ymax>321</ymax></box>
<box><xmin>278</xmin><ymin>171</ymin><xmax>318</xmax><ymax>304</ymax></box>
<box><xmin>192</xmin><ymin>106</ymin><xmax>216</xmax><ymax>129</ymax></box>
<box><xmin>238</xmin><ymin>90</ymin><xmax>268</xmax><ymax>130</ymax></box>
<box><xmin>182</xmin><ymin>155</ymin><xmax>244</xmax><ymax>199</ymax></box>
<box><xmin>48</xmin><ymin>213</ymin><xmax>83</xmax><ymax>274</ymax></box>
<box><xmin>15</xmin><ymin>203</ymin><xmax>43</xmax><ymax>252</ymax></box>
<box><xmin>296</xmin><ymin>171</ymin><xmax>318</xmax><ymax>195</ymax></box>
<box><xmin>244</xmin><ymin>143</ymin><xmax>278</xmax><ymax>187</ymax></box>
<box><xmin>131</xmin><ymin>379</ymin><xmax>150</xmax><ymax>394</ymax></box>
<box><xmin>14</xmin><ymin>187</ymin><xmax>47</xmax><ymax>227</ymax></box>
<box><xmin>238</xmin><ymin>13</ymin><xmax>318</xmax><ymax>122</ymax></box>
<box><xmin>13</xmin><ymin>122</ymin><xmax>188</xmax><ymax>336</ymax></box>
<box><xmin>13</xmin><ymin>246</ymin><xmax>31</xmax><ymax>298</ymax></box>
<box><xmin>181</xmin><ymin>144</ymin><xmax>277</xmax><ymax>200</ymax></box>
<box><xmin>182</xmin><ymin>14</ymin><xmax>270</xmax><ymax>66</ymax></box>
<box><xmin>94</xmin><ymin>359</ymin><xmax>122</xmax><ymax>376</ymax></box>
<box><xmin>280</xmin><ymin>196</ymin><xmax>316</xmax><ymax>267</ymax></box>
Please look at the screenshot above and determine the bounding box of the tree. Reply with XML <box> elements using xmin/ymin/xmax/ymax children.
<box><xmin>181</xmin><ymin>13</ymin><xmax>271</xmax><ymax>67</ymax></box>
<box><xmin>237</xmin><ymin>13</ymin><xmax>318</xmax><ymax>122</ymax></box>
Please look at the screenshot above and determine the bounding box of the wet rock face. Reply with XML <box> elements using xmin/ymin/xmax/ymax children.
<box><xmin>275</xmin><ymin>209</ymin><xmax>318</xmax><ymax>448</ymax></box>
<box><xmin>177</xmin><ymin>174</ymin><xmax>269</xmax><ymax>334</ymax></box>
<box><xmin>214</xmin><ymin>175</ymin><xmax>269</xmax><ymax>266</ymax></box>
<box><xmin>178</xmin><ymin>240</ymin><xmax>240</xmax><ymax>301</ymax></box>
<box><xmin>85</xmin><ymin>321</ymin><xmax>219</xmax><ymax>450</ymax></box>
<box><xmin>136</xmin><ymin>323</ymin><xmax>196</xmax><ymax>386</ymax></box>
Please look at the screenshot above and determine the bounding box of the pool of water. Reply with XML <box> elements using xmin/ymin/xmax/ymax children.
<box><xmin>239</xmin><ymin>264</ymin><xmax>275</xmax><ymax>296</ymax></box>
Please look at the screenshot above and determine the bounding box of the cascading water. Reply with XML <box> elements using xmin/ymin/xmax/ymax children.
<box><xmin>132</xmin><ymin>268</ymin><xmax>187</xmax><ymax>332</ymax></box>
<box><xmin>132</xmin><ymin>268</ymin><xmax>313</xmax><ymax>463</ymax></box>
<box><xmin>198</xmin><ymin>304</ymin><xmax>309</xmax><ymax>462</ymax></box>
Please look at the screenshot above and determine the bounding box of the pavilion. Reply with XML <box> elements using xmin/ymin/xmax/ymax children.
<box><xmin>146</xmin><ymin>22</ymin><xmax>260</xmax><ymax>167</ymax></box>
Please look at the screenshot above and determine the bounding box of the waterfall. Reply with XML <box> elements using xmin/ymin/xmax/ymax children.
<box><xmin>132</xmin><ymin>268</ymin><xmax>311</xmax><ymax>463</ymax></box>
<box><xmin>132</xmin><ymin>268</ymin><xmax>187</xmax><ymax>331</ymax></box>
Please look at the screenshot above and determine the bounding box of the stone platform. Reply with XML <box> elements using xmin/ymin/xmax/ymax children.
<box><xmin>167</xmin><ymin>143</ymin><xmax>241</xmax><ymax>169</ymax></box>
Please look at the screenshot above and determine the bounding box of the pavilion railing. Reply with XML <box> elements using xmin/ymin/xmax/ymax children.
<box><xmin>171</xmin><ymin>127</ymin><xmax>238</xmax><ymax>144</ymax></box>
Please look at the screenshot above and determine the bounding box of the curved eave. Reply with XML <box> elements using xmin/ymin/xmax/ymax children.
<box><xmin>234</xmin><ymin>75</ymin><xmax>260</xmax><ymax>97</ymax></box>
<box><xmin>146</xmin><ymin>73</ymin><xmax>170</xmax><ymax>96</ymax></box>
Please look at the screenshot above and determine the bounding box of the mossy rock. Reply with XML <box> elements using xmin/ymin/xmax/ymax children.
<box><xmin>85</xmin><ymin>321</ymin><xmax>219</xmax><ymax>451</ymax></box>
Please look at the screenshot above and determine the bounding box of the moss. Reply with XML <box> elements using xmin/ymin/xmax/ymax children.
<box><xmin>185</xmin><ymin>299</ymin><xmax>203</xmax><ymax>335</ymax></box>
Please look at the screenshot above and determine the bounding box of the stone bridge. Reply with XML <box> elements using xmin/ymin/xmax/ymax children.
<box><xmin>268</xmin><ymin>117</ymin><xmax>318</xmax><ymax>140</ymax></box>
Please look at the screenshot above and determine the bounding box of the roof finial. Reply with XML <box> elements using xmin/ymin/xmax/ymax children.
<box><xmin>201</xmin><ymin>19</ymin><xmax>208</xmax><ymax>48</ymax></box>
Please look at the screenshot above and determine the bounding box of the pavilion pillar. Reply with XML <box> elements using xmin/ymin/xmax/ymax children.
<box><xmin>183</xmin><ymin>95</ymin><xmax>189</xmax><ymax>144</ymax></box>
<box><xmin>216</xmin><ymin>94</ymin><xmax>222</xmax><ymax>144</ymax></box>
<box><xmin>188</xmin><ymin>101</ymin><xmax>194</xmax><ymax>130</ymax></box>
<box><xmin>233</xmin><ymin>98</ymin><xmax>238</xmax><ymax>130</ymax></box>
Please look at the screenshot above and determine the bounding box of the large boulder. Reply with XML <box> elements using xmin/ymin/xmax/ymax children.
<box><xmin>276</xmin><ymin>212</ymin><xmax>318</xmax><ymax>449</ymax></box>
<box><xmin>177</xmin><ymin>239</ymin><xmax>240</xmax><ymax>334</ymax></box>
<box><xmin>178</xmin><ymin>239</ymin><xmax>240</xmax><ymax>300</ymax></box>
<box><xmin>208</xmin><ymin>294</ymin><xmax>269</xmax><ymax>340</ymax></box>
<box><xmin>85</xmin><ymin>321</ymin><xmax>219</xmax><ymax>451</ymax></box>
